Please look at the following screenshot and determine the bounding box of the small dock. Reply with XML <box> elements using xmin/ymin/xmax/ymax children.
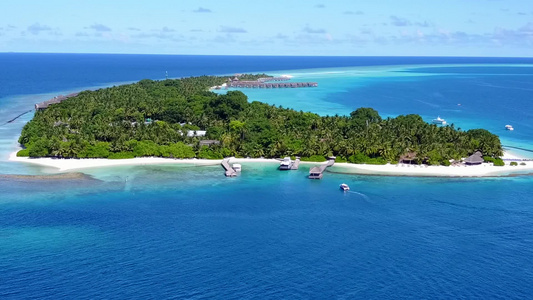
<box><xmin>221</xmin><ymin>158</ymin><xmax>237</xmax><ymax>177</ymax></box>
<box><xmin>309</xmin><ymin>158</ymin><xmax>335</xmax><ymax>179</ymax></box>
<box><xmin>291</xmin><ymin>157</ymin><xmax>300</xmax><ymax>170</ymax></box>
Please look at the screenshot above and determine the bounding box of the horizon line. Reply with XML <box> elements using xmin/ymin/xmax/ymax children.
<box><xmin>1</xmin><ymin>51</ymin><xmax>533</xmax><ymax>59</ymax></box>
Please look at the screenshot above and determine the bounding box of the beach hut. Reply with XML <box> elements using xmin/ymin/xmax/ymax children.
<box><xmin>399</xmin><ymin>152</ymin><xmax>417</xmax><ymax>164</ymax></box>
<box><xmin>465</xmin><ymin>151</ymin><xmax>484</xmax><ymax>165</ymax></box>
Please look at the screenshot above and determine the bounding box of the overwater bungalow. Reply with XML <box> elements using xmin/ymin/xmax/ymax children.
<box><xmin>34</xmin><ymin>93</ymin><xmax>79</xmax><ymax>110</ymax></box>
<box><xmin>309</xmin><ymin>167</ymin><xmax>323</xmax><ymax>179</ymax></box>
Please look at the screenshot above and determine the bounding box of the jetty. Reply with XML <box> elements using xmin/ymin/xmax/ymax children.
<box><xmin>35</xmin><ymin>93</ymin><xmax>79</xmax><ymax>110</ymax></box>
<box><xmin>2</xmin><ymin>110</ymin><xmax>32</xmax><ymax>126</ymax></box>
<box><xmin>291</xmin><ymin>157</ymin><xmax>300</xmax><ymax>170</ymax></box>
<box><xmin>227</xmin><ymin>81</ymin><xmax>318</xmax><ymax>89</ymax></box>
<box><xmin>221</xmin><ymin>158</ymin><xmax>237</xmax><ymax>177</ymax></box>
<box><xmin>309</xmin><ymin>158</ymin><xmax>335</xmax><ymax>179</ymax></box>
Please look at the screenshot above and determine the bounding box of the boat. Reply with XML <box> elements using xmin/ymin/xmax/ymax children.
<box><xmin>279</xmin><ymin>157</ymin><xmax>293</xmax><ymax>170</ymax></box>
<box><xmin>340</xmin><ymin>183</ymin><xmax>350</xmax><ymax>191</ymax></box>
<box><xmin>432</xmin><ymin>116</ymin><xmax>447</xmax><ymax>125</ymax></box>
<box><xmin>505</xmin><ymin>125</ymin><xmax>514</xmax><ymax>131</ymax></box>
<box><xmin>232</xmin><ymin>164</ymin><xmax>242</xmax><ymax>172</ymax></box>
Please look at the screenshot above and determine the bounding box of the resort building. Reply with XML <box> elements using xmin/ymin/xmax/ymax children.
<box><xmin>199</xmin><ymin>140</ymin><xmax>220</xmax><ymax>147</ymax></box>
<box><xmin>187</xmin><ymin>130</ymin><xmax>207</xmax><ymax>137</ymax></box>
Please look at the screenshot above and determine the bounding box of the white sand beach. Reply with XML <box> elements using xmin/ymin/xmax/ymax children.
<box><xmin>330</xmin><ymin>161</ymin><xmax>533</xmax><ymax>177</ymax></box>
<box><xmin>8</xmin><ymin>151</ymin><xmax>281</xmax><ymax>172</ymax></box>
<box><xmin>8</xmin><ymin>151</ymin><xmax>533</xmax><ymax>177</ymax></box>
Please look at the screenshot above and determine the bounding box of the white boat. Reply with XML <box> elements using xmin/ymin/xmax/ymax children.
<box><xmin>340</xmin><ymin>183</ymin><xmax>350</xmax><ymax>191</ymax></box>
<box><xmin>279</xmin><ymin>157</ymin><xmax>293</xmax><ymax>170</ymax></box>
<box><xmin>232</xmin><ymin>164</ymin><xmax>242</xmax><ymax>172</ymax></box>
<box><xmin>505</xmin><ymin>125</ymin><xmax>514</xmax><ymax>131</ymax></box>
<box><xmin>432</xmin><ymin>116</ymin><xmax>447</xmax><ymax>125</ymax></box>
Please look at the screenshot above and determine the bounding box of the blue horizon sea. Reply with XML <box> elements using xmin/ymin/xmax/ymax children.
<box><xmin>1</xmin><ymin>54</ymin><xmax>533</xmax><ymax>299</ymax></box>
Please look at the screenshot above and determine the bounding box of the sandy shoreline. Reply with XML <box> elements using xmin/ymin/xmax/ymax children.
<box><xmin>8</xmin><ymin>151</ymin><xmax>533</xmax><ymax>177</ymax></box>
<box><xmin>330</xmin><ymin>162</ymin><xmax>533</xmax><ymax>177</ymax></box>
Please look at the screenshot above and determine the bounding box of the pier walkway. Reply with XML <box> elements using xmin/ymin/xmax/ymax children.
<box><xmin>221</xmin><ymin>158</ymin><xmax>237</xmax><ymax>177</ymax></box>
<box><xmin>291</xmin><ymin>158</ymin><xmax>300</xmax><ymax>170</ymax></box>
<box><xmin>309</xmin><ymin>158</ymin><xmax>335</xmax><ymax>179</ymax></box>
<box><xmin>227</xmin><ymin>81</ymin><xmax>317</xmax><ymax>89</ymax></box>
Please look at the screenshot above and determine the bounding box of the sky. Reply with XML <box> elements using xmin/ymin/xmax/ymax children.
<box><xmin>0</xmin><ymin>0</ymin><xmax>532</xmax><ymax>57</ymax></box>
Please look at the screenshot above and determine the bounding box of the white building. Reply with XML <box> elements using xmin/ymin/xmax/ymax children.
<box><xmin>186</xmin><ymin>130</ymin><xmax>207</xmax><ymax>137</ymax></box>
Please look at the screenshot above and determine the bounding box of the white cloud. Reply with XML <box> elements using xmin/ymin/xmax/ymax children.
<box><xmin>218</xmin><ymin>26</ymin><xmax>247</xmax><ymax>33</ymax></box>
<box><xmin>27</xmin><ymin>23</ymin><xmax>52</xmax><ymax>35</ymax></box>
<box><xmin>303</xmin><ymin>25</ymin><xmax>326</xmax><ymax>34</ymax></box>
<box><xmin>88</xmin><ymin>24</ymin><xmax>112</xmax><ymax>32</ymax></box>
<box><xmin>193</xmin><ymin>7</ymin><xmax>212</xmax><ymax>13</ymax></box>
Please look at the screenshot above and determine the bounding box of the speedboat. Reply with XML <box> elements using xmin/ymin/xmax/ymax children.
<box><xmin>432</xmin><ymin>116</ymin><xmax>447</xmax><ymax>125</ymax></box>
<box><xmin>279</xmin><ymin>157</ymin><xmax>292</xmax><ymax>170</ymax></box>
<box><xmin>340</xmin><ymin>183</ymin><xmax>350</xmax><ymax>191</ymax></box>
<box><xmin>505</xmin><ymin>125</ymin><xmax>514</xmax><ymax>131</ymax></box>
<box><xmin>232</xmin><ymin>164</ymin><xmax>242</xmax><ymax>172</ymax></box>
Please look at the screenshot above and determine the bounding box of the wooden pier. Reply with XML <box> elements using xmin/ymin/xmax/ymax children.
<box><xmin>309</xmin><ymin>158</ymin><xmax>335</xmax><ymax>179</ymax></box>
<box><xmin>221</xmin><ymin>158</ymin><xmax>237</xmax><ymax>177</ymax></box>
<box><xmin>291</xmin><ymin>157</ymin><xmax>300</xmax><ymax>170</ymax></box>
<box><xmin>227</xmin><ymin>81</ymin><xmax>318</xmax><ymax>89</ymax></box>
<box><xmin>35</xmin><ymin>93</ymin><xmax>79</xmax><ymax>110</ymax></box>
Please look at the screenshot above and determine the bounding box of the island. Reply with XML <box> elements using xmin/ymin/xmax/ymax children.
<box><xmin>13</xmin><ymin>74</ymin><xmax>530</xmax><ymax>177</ymax></box>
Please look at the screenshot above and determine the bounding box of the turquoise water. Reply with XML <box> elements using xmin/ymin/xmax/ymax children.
<box><xmin>223</xmin><ymin>64</ymin><xmax>533</xmax><ymax>157</ymax></box>
<box><xmin>1</xmin><ymin>55</ymin><xmax>533</xmax><ymax>299</ymax></box>
<box><xmin>2</xmin><ymin>164</ymin><xmax>533</xmax><ymax>298</ymax></box>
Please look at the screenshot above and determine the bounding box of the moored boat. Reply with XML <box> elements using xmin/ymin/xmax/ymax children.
<box><xmin>340</xmin><ymin>183</ymin><xmax>350</xmax><ymax>191</ymax></box>
<box><xmin>505</xmin><ymin>125</ymin><xmax>514</xmax><ymax>131</ymax></box>
<box><xmin>432</xmin><ymin>116</ymin><xmax>447</xmax><ymax>125</ymax></box>
<box><xmin>279</xmin><ymin>157</ymin><xmax>293</xmax><ymax>170</ymax></box>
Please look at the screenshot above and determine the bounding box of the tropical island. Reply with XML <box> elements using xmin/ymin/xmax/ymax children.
<box><xmin>16</xmin><ymin>74</ymin><xmax>505</xmax><ymax>169</ymax></box>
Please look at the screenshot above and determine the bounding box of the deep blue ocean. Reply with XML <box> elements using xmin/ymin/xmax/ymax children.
<box><xmin>1</xmin><ymin>54</ymin><xmax>533</xmax><ymax>299</ymax></box>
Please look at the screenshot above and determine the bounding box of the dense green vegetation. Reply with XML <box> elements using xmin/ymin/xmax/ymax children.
<box><xmin>18</xmin><ymin>75</ymin><xmax>503</xmax><ymax>164</ymax></box>
<box><xmin>233</xmin><ymin>73</ymin><xmax>272</xmax><ymax>81</ymax></box>
<box><xmin>483</xmin><ymin>156</ymin><xmax>505</xmax><ymax>166</ymax></box>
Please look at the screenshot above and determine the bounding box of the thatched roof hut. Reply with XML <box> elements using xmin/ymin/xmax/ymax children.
<box><xmin>465</xmin><ymin>151</ymin><xmax>484</xmax><ymax>165</ymax></box>
<box><xmin>399</xmin><ymin>152</ymin><xmax>417</xmax><ymax>164</ymax></box>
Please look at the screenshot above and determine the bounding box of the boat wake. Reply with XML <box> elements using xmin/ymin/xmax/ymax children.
<box><xmin>346</xmin><ymin>190</ymin><xmax>370</xmax><ymax>200</ymax></box>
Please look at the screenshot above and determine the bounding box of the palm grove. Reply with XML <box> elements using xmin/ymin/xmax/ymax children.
<box><xmin>18</xmin><ymin>75</ymin><xmax>503</xmax><ymax>165</ymax></box>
